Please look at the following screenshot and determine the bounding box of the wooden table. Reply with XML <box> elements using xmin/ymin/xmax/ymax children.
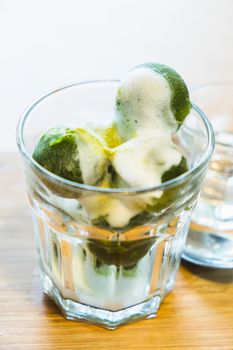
<box><xmin>1</xmin><ymin>154</ymin><xmax>233</xmax><ymax>350</ymax></box>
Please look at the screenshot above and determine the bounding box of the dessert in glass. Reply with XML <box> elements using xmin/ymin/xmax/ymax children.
<box><xmin>17</xmin><ymin>63</ymin><xmax>214</xmax><ymax>328</ymax></box>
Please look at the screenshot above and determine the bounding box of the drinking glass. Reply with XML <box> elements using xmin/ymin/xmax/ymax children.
<box><xmin>16</xmin><ymin>81</ymin><xmax>214</xmax><ymax>328</ymax></box>
<box><xmin>183</xmin><ymin>83</ymin><xmax>233</xmax><ymax>268</ymax></box>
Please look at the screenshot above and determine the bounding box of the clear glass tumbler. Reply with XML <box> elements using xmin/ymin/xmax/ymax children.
<box><xmin>16</xmin><ymin>81</ymin><xmax>214</xmax><ymax>328</ymax></box>
<box><xmin>184</xmin><ymin>83</ymin><xmax>233</xmax><ymax>268</ymax></box>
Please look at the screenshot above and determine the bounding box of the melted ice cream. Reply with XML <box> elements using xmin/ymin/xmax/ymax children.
<box><xmin>112</xmin><ymin>130</ymin><xmax>182</xmax><ymax>188</ymax></box>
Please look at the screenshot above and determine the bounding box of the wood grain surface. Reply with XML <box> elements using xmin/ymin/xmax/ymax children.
<box><xmin>1</xmin><ymin>154</ymin><xmax>233</xmax><ymax>350</ymax></box>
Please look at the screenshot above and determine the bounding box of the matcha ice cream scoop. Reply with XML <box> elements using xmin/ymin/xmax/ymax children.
<box><xmin>115</xmin><ymin>63</ymin><xmax>191</xmax><ymax>139</ymax></box>
<box><xmin>33</xmin><ymin>126</ymin><xmax>108</xmax><ymax>186</ymax></box>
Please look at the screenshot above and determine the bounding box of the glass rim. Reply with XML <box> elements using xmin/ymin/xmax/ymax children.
<box><xmin>16</xmin><ymin>79</ymin><xmax>215</xmax><ymax>194</ymax></box>
<box><xmin>191</xmin><ymin>81</ymin><xmax>233</xmax><ymax>149</ymax></box>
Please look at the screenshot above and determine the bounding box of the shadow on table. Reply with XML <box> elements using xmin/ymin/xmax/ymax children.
<box><xmin>181</xmin><ymin>259</ymin><xmax>233</xmax><ymax>284</ymax></box>
<box><xmin>42</xmin><ymin>293</ymin><xmax>61</xmax><ymax>313</ymax></box>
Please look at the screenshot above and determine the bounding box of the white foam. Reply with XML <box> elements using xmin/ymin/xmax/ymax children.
<box><xmin>112</xmin><ymin>130</ymin><xmax>182</xmax><ymax>188</ymax></box>
<box><xmin>116</xmin><ymin>67</ymin><xmax>177</xmax><ymax>139</ymax></box>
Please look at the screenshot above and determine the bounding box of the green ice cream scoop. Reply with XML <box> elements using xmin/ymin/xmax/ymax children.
<box><xmin>33</xmin><ymin>127</ymin><xmax>82</xmax><ymax>182</ymax></box>
<box><xmin>33</xmin><ymin>126</ymin><xmax>108</xmax><ymax>186</ymax></box>
<box><xmin>140</xmin><ymin>63</ymin><xmax>191</xmax><ymax>126</ymax></box>
<box><xmin>115</xmin><ymin>62</ymin><xmax>191</xmax><ymax>139</ymax></box>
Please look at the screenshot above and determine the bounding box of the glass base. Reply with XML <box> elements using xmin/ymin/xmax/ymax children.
<box><xmin>183</xmin><ymin>225</ymin><xmax>233</xmax><ymax>268</ymax></box>
<box><xmin>41</xmin><ymin>271</ymin><xmax>161</xmax><ymax>329</ymax></box>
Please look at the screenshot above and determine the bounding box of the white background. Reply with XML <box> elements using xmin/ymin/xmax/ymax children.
<box><xmin>1</xmin><ymin>0</ymin><xmax>233</xmax><ymax>152</ymax></box>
